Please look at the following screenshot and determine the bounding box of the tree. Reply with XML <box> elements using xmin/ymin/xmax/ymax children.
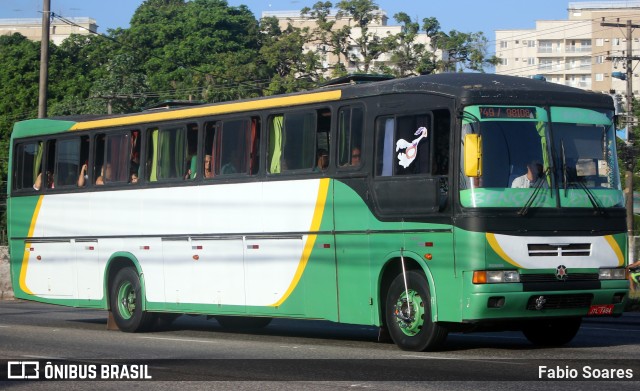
<box><xmin>259</xmin><ymin>16</ymin><xmax>321</xmax><ymax>94</ymax></box>
<box><xmin>336</xmin><ymin>0</ymin><xmax>386</xmax><ymax>73</ymax></box>
<box><xmin>424</xmin><ymin>18</ymin><xmax>501</xmax><ymax>72</ymax></box>
<box><xmin>48</xmin><ymin>33</ymin><xmax>127</xmax><ymax>115</ymax></box>
<box><xmin>301</xmin><ymin>1</ymin><xmax>350</xmax><ymax>77</ymax></box>
<box><xmin>124</xmin><ymin>0</ymin><xmax>264</xmax><ymax>102</ymax></box>
<box><xmin>383</xmin><ymin>13</ymin><xmax>427</xmax><ymax>77</ymax></box>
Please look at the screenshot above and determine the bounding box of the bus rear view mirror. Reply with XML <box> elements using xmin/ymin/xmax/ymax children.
<box><xmin>464</xmin><ymin>133</ymin><xmax>482</xmax><ymax>177</ymax></box>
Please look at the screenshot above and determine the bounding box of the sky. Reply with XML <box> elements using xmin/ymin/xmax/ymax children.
<box><xmin>0</xmin><ymin>0</ymin><xmax>575</xmax><ymax>41</ymax></box>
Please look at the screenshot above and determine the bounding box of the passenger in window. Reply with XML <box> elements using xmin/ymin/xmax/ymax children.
<box><xmin>204</xmin><ymin>154</ymin><xmax>214</xmax><ymax>178</ymax></box>
<box><xmin>183</xmin><ymin>155</ymin><xmax>197</xmax><ymax>180</ymax></box>
<box><xmin>314</xmin><ymin>149</ymin><xmax>329</xmax><ymax>172</ymax></box>
<box><xmin>33</xmin><ymin>171</ymin><xmax>54</xmax><ymax>190</ymax></box>
<box><xmin>130</xmin><ymin>152</ymin><xmax>140</xmax><ymax>176</ymax></box>
<box><xmin>77</xmin><ymin>163</ymin><xmax>88</xmax><ymax>187</ymax></box>
<box><xmin>130</xmin><ymin>172</ymin><xmax>139</xmax><ymax>184</ymax></box>
<box><xmin>350</xmin><ymin>147</ymin><xmax>361</xmax><ymax>166</ymax></box>
<box><xmin>96</xmin><ymin>163</ymin><xmax>112</xmax><ymax>185</ymax></box>
<box><xmin>511</xmin><ymin>161</ymin><xmax>547</xmax><ymax>188</ymax></box>
<box><xmin>220</xmin><ymin>153</ymin><xmax>241</xmax><ymax>175</ymax></box>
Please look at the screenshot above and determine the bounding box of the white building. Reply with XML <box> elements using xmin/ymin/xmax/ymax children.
<box><xmin>0</xmin><ymin>17</ymin><xmax>97</xmax><ymax>45</ymax></box>
<box><xmin>495</xmin><ymin>1</ymin><xmax>639</xmax><ymax>97</ymax></box>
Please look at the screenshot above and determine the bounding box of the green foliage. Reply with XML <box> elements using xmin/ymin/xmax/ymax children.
<box><xmin>124</xmin><ymin>0</ymin><xmax>263</xmax><ymax>102</ymax></box>
<box><xmin>259</xmin><ymin>17</ymin><xmax>321</xmax><ymax>94</ymax></box>
<box><xmin>336</xmin><ymin>0</ymin><xmax>383</xmax><ymax>73</ymax></box>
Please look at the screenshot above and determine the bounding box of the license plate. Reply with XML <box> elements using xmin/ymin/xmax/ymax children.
<box><xmin>587</xmin><ymin>304</ymin><xmax>614</xmax><ymax>316</ymax></box>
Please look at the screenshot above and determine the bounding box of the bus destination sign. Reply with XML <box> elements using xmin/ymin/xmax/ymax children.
<box><xmin>479</xmin><ymin>107</ymin><xmax>536</xmax><ymax>119</ymax></box>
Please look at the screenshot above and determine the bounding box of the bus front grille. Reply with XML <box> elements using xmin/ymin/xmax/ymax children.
<box><xmin>527</xmin><ymin>243</ymin><xmax>591</xmax><ymax>257</ymax></box>
<box><xmin>526</xmin><ymin>293</ymin><xmax>593</xmax><ymax>310</ymax></box>
<box><xmin>520</xmin><ymin>273</ymin><xmax>599</xmax><ymax>283</ymax></box>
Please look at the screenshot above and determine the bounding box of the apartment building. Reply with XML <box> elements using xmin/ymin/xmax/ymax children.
<box><xmin>0</xmin><ymin>17</ymin><xmax>97</xmax><ymax>45</ymax></box>
<box><xmin>495</xmin><ymin>1</ymin><xmax>639</xmax><ymax>97</ymax></box>
<box><xmin>262</xmin><ymin>10</ymin><xmax>434</xmax><ymax>76</ymax></box>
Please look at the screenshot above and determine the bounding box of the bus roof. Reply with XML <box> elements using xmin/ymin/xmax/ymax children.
<box><xmin>339</xmin><ymin>73</ymin><xmax>614</xmax><ymax>108</ymax></box>
<box><xmin>11</xmin><ymin>73</ymin><xmax>613</xmax><ymax>139</ymax></box>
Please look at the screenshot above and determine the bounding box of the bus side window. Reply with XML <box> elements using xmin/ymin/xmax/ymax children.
<box><xmin>13</xmin><ymin>141</ymin><xmax>43</xmax><ymax>191</ymax></box>
<box><xmin>249</xmin><ymin>117</ymin><xmax>260</xmax><ymax>175</ymax></box>
<box><xmin>155</xmin><ymin>126</ymin><xmax>186</xmax><ymax>181</ymax></box>
<box><xmin>375</xmin><ymin>114</ymin><xmax>431</xmax><ymax>176</ymax></box>
<box><xmin>270</xmin><ymin>111</ymin><xmax>317</xmax><ymax>173</ymax></box>
<box><xmin>39</xmin><ymin>140</ymin><xmax>56</xmax><ymax>190</ymax></box>
<box><xmin>130</xmin><ymin>130</ymin><xmax>141</xmax><ymax>184</ymax></box>
<box><xmin>432</xmin><ymin>109</ymin><xmax>450</xmax><ymax>176</ymax></box>
<box><xmin>316</xmin><ymin>109</ymin><xmax>331</xmax><ymax>172</ymax></box>
<box><xmin>338</xmin><ymin>106</ymin><xmax>363</xmax><ymax>169</ymax></box>
<box><xmin>145</xmin><ymin>125</ymin><xmax>197</xmax><ymax>182</ymax></box>
<box><xmin>95</xmin><ymin>132</ymin><xmax>131</xmax><ymax>185</ymax></box>
<box><xmin>185</xmin><ymin>124</ymin><xmax>198</xmax><ymax>180</ymax></box>
<box><xmin>203</xmin><ymin>121</ymin><xmax>218</xmax><ymax>179</ymax></box>
<box><xmin>218</xmin><ymin>119</ymin><xmax>249</xmax><ymax>176</ymax></box>
<box><xmin>54</xmin><ymin>138</ymin><xmax>82</xmax><ymax>188</ymax></box>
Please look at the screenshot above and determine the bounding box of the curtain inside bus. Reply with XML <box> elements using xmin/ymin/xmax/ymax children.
<box><xmin>269</xmin><ymin>115</ymin><xmax>283</xmax><ymax>173</ymax></box>
<box><xmin>149</xmin><ymin>129</ymin><xmax>158</xmax><ymax>182</ymax></box>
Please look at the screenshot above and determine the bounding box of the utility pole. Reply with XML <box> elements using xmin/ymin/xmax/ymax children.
<box><xmin>602</xmin><ymin>19</ymin><xmax>640</xmax><ymax>262</ymax></box>
<box><xmin>38</xmin><ymin>0</ymin><xmax>51</xmax><ymax>118</ymax></box>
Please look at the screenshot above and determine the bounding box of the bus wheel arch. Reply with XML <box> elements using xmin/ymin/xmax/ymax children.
<box><xmin>378</xmin><ymin>255</ymin><xmax>438</xmax><ymax>324</ymax></box>
<box><xmin>378</xmin><ymin>255</ymin><xmax>448</xmax><ymax>351</ymax></box>
<box><xmin>104</xmin><ymin>253</ymin><xmax>153</xmax><ymax>332</ymax></box>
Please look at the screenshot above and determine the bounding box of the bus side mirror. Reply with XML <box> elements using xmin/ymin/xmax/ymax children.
<box><xmin>464</xmin><ymin>134</ymin><xmax>482</xmax><ymax>177</ymax></box>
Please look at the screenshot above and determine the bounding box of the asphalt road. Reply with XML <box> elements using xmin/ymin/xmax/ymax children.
<box><xmin>0</xmin><ymin>300</ymin><xmax>639</xmax><ymax>390</ymax></box>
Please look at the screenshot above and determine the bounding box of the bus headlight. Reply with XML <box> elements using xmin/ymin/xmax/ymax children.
<box><xmin>473</xmin><ymin>270</ymin><xmax>520</xmax><ymax>284</ymax></box>
<box><xmin>598</xmin><ymin>268</ymin><xmax>627</xmax><ymax>280</ymax></box>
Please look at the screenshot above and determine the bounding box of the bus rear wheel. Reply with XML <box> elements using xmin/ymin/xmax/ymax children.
<box><xmin>385</xmin><ymin>270</ymin><xmax>448</xmax><ymax>351</ymax></box>
<box><xmin>109</xmin><ymin>267</ymin><xmax>154</xmax><ymax>332</ymax></box>
<box><xmin>522</xmin><ymin>317</ymin><xmax>582</xmax><ymax>346</ymax></box>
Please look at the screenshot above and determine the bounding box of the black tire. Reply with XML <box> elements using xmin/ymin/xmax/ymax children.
<box><xmin>385</xmin><ymin>270</ymin><xmax>448</xmax><ymax>351</ymax></box>
<box><xmin>522</xmin><ymin>317</ymin><xmax>582</xmax><ymax>346</ymax></box>
<box><xmin>215</xmin><ymin>316</ymin><xmax>272</xmax><ymax>329</ymax></box>
<box><xmin>109</xmin><ymin>267</ymin><xmax>154</xmax><ymax>332</ymax></box>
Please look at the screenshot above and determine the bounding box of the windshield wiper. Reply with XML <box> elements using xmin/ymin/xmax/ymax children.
<box><xmin>568</xmin><ymin>178</ymin><xmax>604</xmax><ymax>215</ymax></box>
<box><xmin>518</xmin><ymin>168</ymin><xmax>550</xmax><ymax>216</ymax></box>
<box><xmin>560</xmin><ymin>139</ymin><xmax>604</xmax><ymax>214</ymax></box>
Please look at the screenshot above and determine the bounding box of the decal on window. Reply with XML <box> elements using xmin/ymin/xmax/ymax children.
<box><xmin>396</xmin><ymin>127</ymin><xmax>428</xmax><ymax>168</ymax></box>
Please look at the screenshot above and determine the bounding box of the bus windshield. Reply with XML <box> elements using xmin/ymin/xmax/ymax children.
<box><xmin>460</xmin><ymin>105</ymin><xmax>623</xmax><ymax>209</ymax></box>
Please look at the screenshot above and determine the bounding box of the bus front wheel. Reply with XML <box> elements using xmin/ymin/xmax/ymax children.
<box><xmin>522</xmin><ymin>317</ymin><xmax>582</xmax><ymax>346</ymax></box>
<box><xmin>385</xmin><ymin>270</ymin><xmax>448</xmax><ymax>351</ymax></box>
<box><xmin>109</xmin><ymin>267</ymin><xmax>154</xmax><ymax>332</ymax></box>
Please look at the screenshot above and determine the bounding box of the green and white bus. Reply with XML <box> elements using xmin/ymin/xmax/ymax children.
<box><xmin>7</xmin><ymin>74</ymin><xmax>630</xmax><ymax>351</ymax></box>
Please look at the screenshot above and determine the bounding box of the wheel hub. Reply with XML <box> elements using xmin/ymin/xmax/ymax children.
<box><xmin>117</xmin><ymin>281</ymin><xmax>136</xmax><ymax>319</ymax></box>
<box><xmin>393</xmin><ymin>289</ymin><xmax>425</xmax><ymax>336</ymax></box>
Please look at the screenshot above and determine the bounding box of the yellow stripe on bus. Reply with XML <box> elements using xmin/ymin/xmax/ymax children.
<box><xmin>486</xmin><ymin>233</ymin><xmax>524</xmax><ymax>269</ymax></box>
<box><xmin>19</xmin><ymin>195</ymin><xmax>44</xmax><ymax>295</ymax></box>
<box><xmin>270</xmin><ymin>178</ymin><xmax>330</xmax><ymax>307</ymax></box>
<box><xmin>70</xmin><ymin>90</ymin><xmax>342</xmax><ymax>131</ymax></box>
<box><xmin>604</xmin><ymin>235</ymin><xmax>624</xmax><ymax>267</ymax></box>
